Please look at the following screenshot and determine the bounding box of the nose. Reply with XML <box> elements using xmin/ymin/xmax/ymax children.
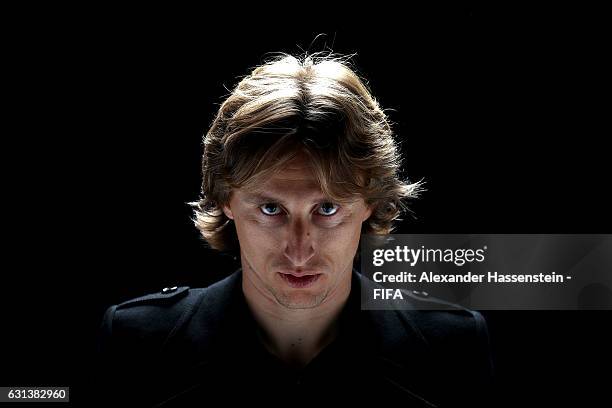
<box><xmin>283</xmin><ymin>216</ymin><xmax>316</xmax><ymax>267</ymax></box>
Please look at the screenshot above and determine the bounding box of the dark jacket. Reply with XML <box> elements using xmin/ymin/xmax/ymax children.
<box><xmin>97</xmin><ymin>269</ymin><xmax>494</xmax><ymax>407</ymax></box>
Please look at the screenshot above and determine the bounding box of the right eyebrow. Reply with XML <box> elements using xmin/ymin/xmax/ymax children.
<box><xmin>242</xmin><ymin>194</ymin><xmax>286</xmax><ymax>205</ymax></box>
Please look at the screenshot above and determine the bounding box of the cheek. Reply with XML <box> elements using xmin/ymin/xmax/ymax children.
<box><xmin>317</xmin><ymin>217</ymin><xmax>363</xmax><ymax>252</ymax></box>
<box><xmin>234</xmin><ymin>216</ymin><xmax>283</xmax><ymax>254</ymax></box>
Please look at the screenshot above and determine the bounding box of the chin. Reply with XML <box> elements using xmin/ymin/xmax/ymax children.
<box><xmin>274</xmin><ymin>290</ymin><xmax>328</xmax><ymax>309</ymax></box>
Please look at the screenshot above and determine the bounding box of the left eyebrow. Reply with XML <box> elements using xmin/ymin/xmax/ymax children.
<box><xmin>242</xmin><ymin>193</ymin><xmax>330</xmax><ymax>206</ymax></box>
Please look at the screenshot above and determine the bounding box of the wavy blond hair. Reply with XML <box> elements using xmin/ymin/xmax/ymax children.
<box><xmin>191</xmin><ymin>53</ymin><xmax>422</xmax><ymax>251</ymax></box>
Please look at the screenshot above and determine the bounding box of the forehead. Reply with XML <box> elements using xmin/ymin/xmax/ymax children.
<box><xmin>272</xmin><ymin>155</ymin><xmax>317</xmax><ymax>182</ymax></box>
<box><xmin>271</xmin><ymin>161</ymin><xmax>319</xmax><ymax>192</ymax></box>
<box><xmin>239</xmin><ymin>154</ymin><xmax>327</xmax><ymax>203</ymax></box>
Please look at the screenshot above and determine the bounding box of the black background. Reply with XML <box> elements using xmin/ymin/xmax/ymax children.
<box><xmin>3</xmin><ymin>4</ymin><xmax>611</xmax><ymax>406</ymax></box>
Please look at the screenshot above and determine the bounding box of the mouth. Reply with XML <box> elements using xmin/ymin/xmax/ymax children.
<box><xmin>278</xmin><ymin>272</ymin><xmax>322</xmax><ymax>288</ymax></box>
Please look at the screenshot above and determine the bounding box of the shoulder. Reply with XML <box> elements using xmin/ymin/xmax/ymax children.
<box><xmin>356</xmin><ymin>270</ymin><xmax>488</xmax><ymax>340</ymax></box>
<box><xmin>95</xmin><ymin>272</ymin><xmax>243</xmax><ymax>406</ymax></box>
<box><xmin>399</xmin><ymin>290</ymin><xmax>490</xmax><ymax>343</ymax></box>
<box><xmin>355</xmin><ymin>270</ymin><xmax>493</xmax><ymax>370</ymax></box>
<box><xmin>98</xmin><ymin>272</ymin><xmax>240</xmax><ymax>355</ymax></box>
<box><xmin>100</xmin><ymin>286</ymin><xmax>199</xmax><ymax>344</ymax></box>
<box><xmin>355</xmin><ymin>272</ymin><xmax>494</xmax><ymax>405</ymax></box>
<box><xmin>395</xmin><ymin>290</ymin><xmax>494</xmax><ymax>384</ymax></box>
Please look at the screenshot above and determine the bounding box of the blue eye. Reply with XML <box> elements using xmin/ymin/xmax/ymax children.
<box><xmin>260</xmin><ymin>203</ymin><xmax>282</xmax><ymax>216</ymax></box>
<box><xmin>317</xmin><ymin>202</ymin><xmax>339</xmax><ymax>216</ymax></box>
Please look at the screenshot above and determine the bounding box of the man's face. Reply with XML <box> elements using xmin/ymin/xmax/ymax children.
<box><xmin>222</xmin><ymin>154</ymin><xmax>372</xmax><ymax>309</ymax></box>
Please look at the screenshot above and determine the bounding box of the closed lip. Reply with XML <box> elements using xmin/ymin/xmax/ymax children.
<box><xmin>278</xmin><ymin>270</ymin><xmax>321</xmax><ymax>277</ymax></box>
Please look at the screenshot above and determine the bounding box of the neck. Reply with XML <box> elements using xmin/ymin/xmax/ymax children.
<box><xmin>242</xmin><ymin>268</ymin><xmax>352</xmax><ymax>369</ymax></box>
